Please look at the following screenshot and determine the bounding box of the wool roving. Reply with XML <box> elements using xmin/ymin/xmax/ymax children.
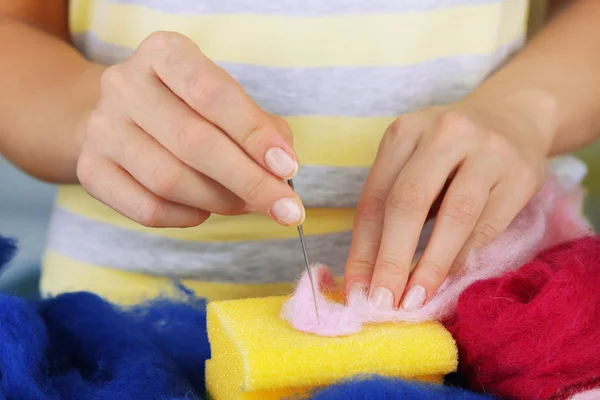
<box><xmin>308</xmin><ymin>376</ymin><xmax>494</xmax><ymax>400</ymax></box>
<box><xmin>282</xmin><ymin>170</ymin><xmax>590</xmax><ymax>336</ymax></box>
<box><xmin>446</xmin><ymin>236</ymin><xmax>600</xmax><ymax>400</ymax></box>
<box><xmin>0</xmin><ymin>283</ymin><xmax>210</xmax><ymax>399</ymax></box>
<box><xmin>205</xmin><ymin>295</ymin><xmax>457</xmax><ymax>400</ymax></box>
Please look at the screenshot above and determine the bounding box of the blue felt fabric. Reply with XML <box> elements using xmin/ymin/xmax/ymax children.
<box><xmin>0</xmin><ymin>234</ymin><xmax>492</xmax><ymax>399</ymax></box>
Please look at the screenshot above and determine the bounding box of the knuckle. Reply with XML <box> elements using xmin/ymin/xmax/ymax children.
<box><xmin>75</xmin><ymin>155</ymin><xmax>98</xmax><ymax>189</ymax></box>
<box><xmin>376</xmin><ymin>255</ymin><xmax>409</xmax><ymax>277</ymax></box>
<box><xmin>437</xmin><ymin>111</ymin><xmax>476</xmax><ymax>140</ymax></box>
<box><xmin>420</xmin><ymin>260</ymin><xmax>448</xmax><ymax>281</ymax></box>
<box><xmin>83</xmin><ymin>110</ymin><xmax>109</xmax><ymax>142</ymax></box>
<box><xmin>443</xmin><ymin>193</ymin><xmax>478</xmax><ymax>225</ymax></box>
<box><xmin>384</xmin><ymin>114</ymin><xmax>420</xmax><ymax>143</ymax></box>
<box><xmin>471</xmin><ymin>221</ymin><xmax>500</xmax><ymax>247</ymax></box>
<box><xmin>242</xmin><ymin>173</ymin><xmax>269</xmax><ymax>202</ymax></box>
<box><xmin>149</xmin><ymin>163</ymin><xmax>184</xmax><ymax>198</ymax></box>
<box><xmin>140</xmin><ymin>31</ymin><xmax>181</xmax><ymax>53</ymax></box>
<box><xmin>239</xmin><ymin>118</ymin><xmax>269</xmax><ymax>148</ymax></box>
<box><xmin>346</xmin><ymin>256</ymin><xmax>376</xmax><ymax>277</ymax></box>
<box><xmin>388</xmin><ymin>181</ymin><xmax>427</xmax><ymax>215</ymax></box>
<box><xmin>100</xmin><ymin>65</ymin><xmax>127</xmax><ymax>93</ymax></box>
<box><xmin>135</xmin><ymin>198</ymin><xmax>164</xmax><ymax>227</ymax></box>
<box><xmin>185</xmin><ymin>71</ymin><xmax>236</xmax><ymax>110</ymax></box>
<box><xmin>483</xmin><ymin>133</ymin><xmax>514</xmax><ymax>157</ymax></box>
<box><xmin>175</xmin><ymin>120</ymin><xmax>216</xmax><ymax>158</ymax></box>
<box><xmin>356</xmin><ymin>191</ymin><xmax>387</xmax><ymax>223</ymax></box>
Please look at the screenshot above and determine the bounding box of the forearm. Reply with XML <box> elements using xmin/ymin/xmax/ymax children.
<box><xmin>467</xmin><ymin>0</ymin><xmax>600</xmax><ymax>156</ymax></box>
<box><xmin>0</xmin><ymin>16</ymin><xmax>104</xmax><ymax>183</ymax></box>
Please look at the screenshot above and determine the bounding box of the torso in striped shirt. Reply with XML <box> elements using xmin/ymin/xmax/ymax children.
<box><xmin>41</xmin><ymin>0</ymin><xmax>530</xmax><ymax>302</ymax></box>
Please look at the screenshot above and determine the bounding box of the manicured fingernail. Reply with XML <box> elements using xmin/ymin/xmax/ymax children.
<box><xmin>347</xmin><ymin>283</ymin><xmax>367</xmax><ymax>303</ymax></box>
<box><xmin>401</xmin><ymin>285</ymin><xmax>427</xmax><ymax>311</ymax></box>
<box><xmin>271</xmin><ymin>198</ymin><xmax>304</xmax><ymax>225</ymax></box>
<box><xmin>265</xmin><ymin>147</ymin><xmax>298</xmax><ymax>178</ymax></box>
<box><xmin>370</xmin><ymin>287</ymin><xmax>394</xmax><ymax>310</ymax></box>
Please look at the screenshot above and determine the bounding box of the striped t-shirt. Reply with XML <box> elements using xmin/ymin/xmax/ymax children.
<box><xmin>41</xmin><ymin>0</ymin><xmax>532</xmax><ymax>304</ymax></box>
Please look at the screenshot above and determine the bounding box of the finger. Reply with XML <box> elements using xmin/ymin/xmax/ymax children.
<box><xmin>268</xmin><ymin>113</ymin><xmax>294</xmax><ymax>148</ymax></box>
<box><xmin>344</xmin><ymin>116</ymin><xmax>423</xmax><ymax>295</ymax></box>
<box><xmin>77</xmin><ymin>155</ymin><xmax>209</xmax><ymax>228</ymax></box>
<box><xmin>401</xmin><ymin>157</ymin><xmax>498</xmax><ymax>310</ymax></box>
<box><xmin>454</xmin><ymin>175</ymin><xmax>535</xmax><ymax>265</ymax></box>
<box><xmin>106</xmin><ymin>66</ymin><xmax>303</xmax><ymax>225</ymax></box>
<box><xmin>134</xmin><ymin>31</ymin><xmax>298</xmax><ymax>179</ymax></box>
<box><xmin>99</xmin><ymin>116</ymin><xmax>247</xmax><ymax>215</ymax></box>
<box><xmin>368</xmin><ymin>115</ymin><xmax>475</xmax><ymax>309</ymax></box>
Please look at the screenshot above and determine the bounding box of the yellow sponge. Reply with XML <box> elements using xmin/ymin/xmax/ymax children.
<box><xmin>205</xmin><ymin>296</ymin><xmax>458</xmax><ymax>400</ymax></box>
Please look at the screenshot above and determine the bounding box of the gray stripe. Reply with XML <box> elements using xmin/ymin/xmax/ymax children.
<box><xmin>105</xmin><ymin>0</ymin><xmax>500</xmax><ymax>16</ymax></box>
<box><xmin>72</xmin><ymin>33</ymin><xmax>523</xmax><ymax>117</ymax></box>
<box><xmin>47</xmin><ymin>208</ymin><xmax>434</xmax><ymax>282</ymax></box>
<box><xmin>294</xmin><ymin>166</ymin><xmax>368</xmax><ymax>208</ymax></box>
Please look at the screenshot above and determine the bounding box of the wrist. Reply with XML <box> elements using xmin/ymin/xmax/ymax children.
<box><xmin>462</xmin><ymin>87</ymin><xmax>559</xmax><ymax>154</ymax></box>
<box><xmin>72</xmin><ymin>63</ymin><xmax>106</xmax><ymax>160</ymax></box>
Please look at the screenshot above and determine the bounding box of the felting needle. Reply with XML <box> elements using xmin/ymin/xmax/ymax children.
<box><xmin>287</xmin><ymin>179</ymin><xmax>320</xmax><ymax>321</ymax></box>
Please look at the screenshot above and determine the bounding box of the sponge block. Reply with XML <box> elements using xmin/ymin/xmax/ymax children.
<box><xmin>206</xmin><ymin>296</ymin><xmax>457</xmax><ymax>400</ymax></box>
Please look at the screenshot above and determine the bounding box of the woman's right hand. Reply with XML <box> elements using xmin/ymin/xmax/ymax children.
<box><xmin>76</xmin><ymin>31</ymin><xmax>304</xmax><ymax>228</ymax></box>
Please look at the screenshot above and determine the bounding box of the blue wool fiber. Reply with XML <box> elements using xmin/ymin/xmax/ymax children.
<box><xmin>0</xmin><ymin>294</ymin><xmax>54</xmax><ymax>400</ymax></box>
<box><xmin>0</xmin><ymin>290</ymin><xmax>210</xmax><ymax>399</ymax></box>
<box><xmin>38</xmin><ymin>292</ymin><xmax>207</xmax><ymax>399</ymax></box>
<box><xmin>307</xmin><ymin>376</ymin><xmax>495</xmax><ymax>399</ymax></box>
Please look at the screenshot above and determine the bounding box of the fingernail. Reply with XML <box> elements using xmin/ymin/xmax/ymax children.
<box><xmin>347</xmin><ymin>283</ymin><xmax>367</xmax><ymax>302</ymax></box>
<box><xmin>370</xmin><ymin>287</ymin><xmax>394</xmax><ymax>310</ymax></box>
<box><xmin>271</xmin><ymin>198</ymin><xmax>304</xmax><ymax>225</ymax></box>
<box><xmin>401</xmin><ymin>285</ymin><xmax>427</xmax><ymax>311</ymax></box>
<box><xmin>265</xmin><ymin>147</ymin><xmax>298</xmax><ymax>178</ymax></box>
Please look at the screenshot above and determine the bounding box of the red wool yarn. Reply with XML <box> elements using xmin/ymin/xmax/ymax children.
<box><xmin>445</xmin><ymin>236</ymin><xmax>600</xmax><ymax>400</ymax></box>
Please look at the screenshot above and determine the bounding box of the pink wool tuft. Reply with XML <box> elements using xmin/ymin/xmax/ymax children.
<box><xmin>445</xmin><ymin>236</ymin><xmax>600</xmax><ymax>400</ymax></box>
<box><xmin>570</xmin><ymin>389</ymin><xmax>600</xmax><ymax>400</ymax></box>
<box><xmin>281</xmin><ymin>168</ymin><xmax>591</xmax><ymax>337</ymax></box>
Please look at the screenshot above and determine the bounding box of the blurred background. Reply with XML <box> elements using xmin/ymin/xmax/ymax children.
<box><xmin>1</xmin><ymin>143</ymin><xmax>600</xmax><ymax>299</ymax></box>
<box><xmin>0</xmin><ymin>157</ymin><xmax>55</xmax><ymax>298</ymax></box>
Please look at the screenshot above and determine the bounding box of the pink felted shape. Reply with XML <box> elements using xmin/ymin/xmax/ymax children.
<box><xmin>281</xmin><ymin>164</ymin><xmax>591</xmax><ymax>337</ymax></box>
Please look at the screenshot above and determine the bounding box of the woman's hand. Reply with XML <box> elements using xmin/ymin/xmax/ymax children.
<box><xmin>344</xmin><ymin>93</ymin><xmax>556</xmax><ymax>310</ymax></box>
<box><xmin>76</xmin><ymin>31</ymin><xmax>304</xmax><ymax>228</ymax></box>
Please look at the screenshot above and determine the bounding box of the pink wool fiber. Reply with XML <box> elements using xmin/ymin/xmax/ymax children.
<box><xmin>570</xmin><ymin>389</ymin><xmax>600</xmax><ymax>400</ymax></box>
<box><xmin>281</xmin><ymin>165</ymin><xmax>591</xmax><ymax>337</ymax></box>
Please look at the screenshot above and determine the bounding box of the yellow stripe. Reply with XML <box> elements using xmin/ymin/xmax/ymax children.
<box><xmin>41</xmin><ymin>251</ymin><xmax>342</xmax><ymax>305</ymax></box>
<box><xmin>69</xmin><ymin>0</ymin><xmax>94</xmax><ymax>34</ymax></box>
<box><xmin>55</xmin><ymin>185</ymin><xmax>356</xmax><ymax>242</ymax></box>
<box><xmin>289</xmin><ymin>116</ymin><xmax>392</xmax><ymax>167</ymax></box>
<box><xmin>71</xmin><ymin>0</ymin><xmax>527</xmax><ymax>67</ymax></box>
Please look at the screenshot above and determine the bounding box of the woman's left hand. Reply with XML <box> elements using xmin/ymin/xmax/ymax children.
<box><xmin>344</xmin><ymin>94</ymin><xmax>555</xmax><ymax>311</ymax></box>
